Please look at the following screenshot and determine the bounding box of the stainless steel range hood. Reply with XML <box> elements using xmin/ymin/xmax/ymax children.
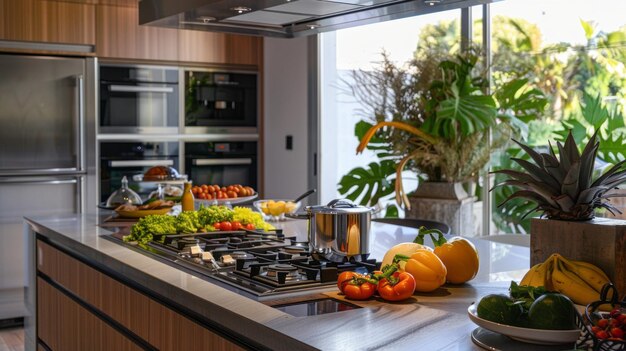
<box><xmin>139</xmin><ymin>0</ymin><xmax>498</xmax><ymax>38</ymax></box>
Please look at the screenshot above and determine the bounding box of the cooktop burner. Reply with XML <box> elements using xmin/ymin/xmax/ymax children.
<box><xmin>103</xmin><ymin>228</ymin><xmax>380</xmax><ymax>297</ymax></box>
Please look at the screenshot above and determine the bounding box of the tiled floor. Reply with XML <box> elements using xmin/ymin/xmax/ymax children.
<box><xmin>0</xmin><ymin>327</ymin><xmax>24</xmax><ymax>351</ymax></box>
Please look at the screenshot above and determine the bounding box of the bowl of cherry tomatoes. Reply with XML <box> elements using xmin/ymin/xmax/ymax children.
<box><xmin>191</xmin><ymin>184</ymin><xmax>257</xmax><ymax>207</ymax></box>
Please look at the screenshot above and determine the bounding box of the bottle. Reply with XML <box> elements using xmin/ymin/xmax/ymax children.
<box><xmin>181</xmin><ymin>182</ymin><xmax>195</xmax><ymax>212</ymax></box>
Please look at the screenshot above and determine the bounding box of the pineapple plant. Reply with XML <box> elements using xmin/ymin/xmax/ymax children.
<box><xmin>492</xmin><ymin>131</ymin><xmax>626</xmax><ymax>220</ymax></box>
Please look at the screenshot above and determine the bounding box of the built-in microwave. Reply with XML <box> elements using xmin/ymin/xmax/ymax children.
<box><xmin>99</xmin><ymin>65</ymin><xmax>179</xmax><ymax>134</ymax></box>
<box><xmin>184</xmin><ymin>70</ymin><xmax>257</xmax><ymax>133</ymax></box>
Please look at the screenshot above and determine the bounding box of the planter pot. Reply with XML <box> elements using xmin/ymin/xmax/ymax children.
<box><xmin>530</xmin><ymin>217</ymin><xmax>626</xmax><ymax>298</ymax></box>
<box><xmin>406</xmin><ymin>182</ymin><xmax>477</xmax><ymax>236</ymax></box>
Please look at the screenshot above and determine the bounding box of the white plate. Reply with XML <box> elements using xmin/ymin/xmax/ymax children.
<box><xmin>467</xmin><ymin>304</ymin><xmax>581</xmax><ymax>345</ymax></box>
<box><xmin>194</xmin><ymin>193</ymin><xmax>258</xmax><ymax>207</ymax></box>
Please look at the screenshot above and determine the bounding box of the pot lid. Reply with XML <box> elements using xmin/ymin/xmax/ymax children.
<box><xmin>307</xmin><ymin>199</ymin><xmax>372</xmax><ymax>214</ymax></box>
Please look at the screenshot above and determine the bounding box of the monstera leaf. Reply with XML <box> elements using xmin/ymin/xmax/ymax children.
<box><xmin>338</xmin><ymin>160</ymin><xmax>396</xmax><ymax>206</ymax></box>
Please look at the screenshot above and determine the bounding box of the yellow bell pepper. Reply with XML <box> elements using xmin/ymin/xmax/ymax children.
<box><xmin>433</xmin><ymin>237</ymin><xmax>479</xmax><ymax>284</ymax></box>
<box><xmin>399</xmin><ymin>250</ymin><xmax>447</xmax><ymax>293</ymax></box>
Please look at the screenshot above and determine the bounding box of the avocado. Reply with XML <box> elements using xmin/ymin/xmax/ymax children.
<box><xmin>528</xmin><ymin>293</ymin><xmax>577</xmax><ymax>330</ymax></box>
<box><xmin>477</xmin><ymin>294</ymin><xmax>523</xmax><ymax>325</ymax></box>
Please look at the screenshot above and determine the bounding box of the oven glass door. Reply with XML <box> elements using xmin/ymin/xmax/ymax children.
<box><xmin>100</xmin><ymin>142</ymin><xmax>180</xmax><ymax>202</ymax></box>
<box><xmin>100</xmin><ymin>83</ymin><xmax>179</xmax><ymax>133</ymax></box>
<box><xmin>188</xmin><ymin>158</ymin><xmax>256</xmax><ymax>188</ymax></box>
<box><xmin>99</xmin><ymin>65</ymin><xmax>179</xmax><ymax>134</ymax></box>
<box><xmin>185</xmin><ymin>141</ymin><xmax>257</xmax><ymax>189</ymax></box>
<box><xmin>184</xmin><ymin>71</ymin><xmax>257</xmax><ymax>130</ymax></box>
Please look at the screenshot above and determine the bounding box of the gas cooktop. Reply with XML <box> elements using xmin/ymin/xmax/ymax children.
<box><xmin>103</xmin><ymin>228</ymin><xmax>380</xmax><ymax>298</ymax></box>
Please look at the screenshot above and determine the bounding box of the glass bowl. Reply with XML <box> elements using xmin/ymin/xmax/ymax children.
<box><xmin>253</xmin><ymin>199</ymin><xmax>301</xmax><ymax>221</ymax></box>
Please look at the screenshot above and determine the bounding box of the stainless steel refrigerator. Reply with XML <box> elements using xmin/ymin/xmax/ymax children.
<box><xmin>0</xmin><ymin>54</ymin><xmax>95</xmax><ymax>321</ymax></box>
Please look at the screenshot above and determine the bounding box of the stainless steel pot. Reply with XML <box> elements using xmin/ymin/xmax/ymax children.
<box><xmin>303</xmin><ymin>199</ymin><xmax>373</xmax><ymax>262</ymax></box>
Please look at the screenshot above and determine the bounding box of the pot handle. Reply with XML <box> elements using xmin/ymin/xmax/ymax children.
<box><xmin>285</xmin><ymin>212</ymin><xmax>309</xmax><ymax>220</ymax></box>
<box><xmin>326</xmin><ymin>198</ymin><xmax>357</xmax><ymax>208</ymax></box>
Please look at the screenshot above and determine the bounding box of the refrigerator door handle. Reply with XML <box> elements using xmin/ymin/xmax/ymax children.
<box><xmin>75</xmin><ymin>74</ymin><xmax>85</xmax><ymax>173</ymax></box>
<box><xmin>0</xmin><ymin>178</ymin><xmax>78</xmax><ymax>185</ymax></box>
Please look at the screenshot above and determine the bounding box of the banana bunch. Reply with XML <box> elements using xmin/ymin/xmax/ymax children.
<box><xmin>520</xmin><ymin>253</ymin><xmax>611</xmax><ymax>305</ymax></box>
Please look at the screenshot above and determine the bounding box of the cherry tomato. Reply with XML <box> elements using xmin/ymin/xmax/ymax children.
<box><xmin>337</xmin><ymin>271</ymin><xmax>376</xmax><ymax>300</ymax></box>
<box><xmin>213</xmin><ymin>222</ymin><xmax>222</xmax><ymax>230</ymax></box>
<box><xmin>598</xmin><ymin>319</ymin><xmax>610</xmax><ymax>329</ymax></box>
<box><xmin>377</xmin><ymin>271</ymin><xmax>416</xmax><ymax>302</ymax></box>
<box><xmin>610</xmin><ymin>327</ymin><xmax>624</xmax><ymax>339</ymax></box>
<box><xmin>231</xmin><ymin>221</ymin><xmax>242</xmax><ymax>230</ymax></box>
<box><xmin>596</xmin><ymin>330</ymin><xmax>609</xmax><ymax>339</ymax></box>
<box><xmin>220</xmin><ymin>221</ymin><xmax>232</xmax><ymax>231</ymax></box>
<box><xmin>245</xmin><ymin>223</ymin><xmax>255</xmax><ymax>230</ymax></box>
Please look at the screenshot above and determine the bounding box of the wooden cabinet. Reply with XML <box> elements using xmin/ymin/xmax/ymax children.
<box><xmin>37</xmin><ymin>278</ymin><xmax>142</xmax><ymax>351</ymax></box>
<box><xmin>96</xmin><ymin>1</ymin><xmax>262</xmax><ymax>66</ymax></box>
<box><xmin>96</xmin><ymin>2</ymin><xmax>179</xmax><ymax>62</ymax></box>
<box><xmin>0</xmin><ymin>0</ymin><xmax>95</xmax><ymax>46</ymax></box>
<box><xmin>177</xmin><ymin>30</ymin><xmax>262</xmax><ymax>67</ymax></box>
<box><xmin>0</xmin><ymin>0</ymin><xmax>261</xmax><ymax>66</ymax></box>
<box><xmin>36</xmin><ymin>240</ymin><xmax>245</xmax><ymax>351</ymax></box>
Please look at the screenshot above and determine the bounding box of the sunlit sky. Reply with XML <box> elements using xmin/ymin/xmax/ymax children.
<box><xmin>334</xmin><ymin>0</ymin><xmax>626</xmax><ymax>70</ymax></box>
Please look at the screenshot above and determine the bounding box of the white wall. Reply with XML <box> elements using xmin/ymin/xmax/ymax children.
<box><xmin>263</xmin><ymin>37</ymin><xmax>310</xmax><ymax>200</ymax></box>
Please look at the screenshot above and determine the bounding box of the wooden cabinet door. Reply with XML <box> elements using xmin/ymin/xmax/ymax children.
<box><xmin>96</xmin><ymin>3</ymin><xmax>178</xmax><ymax>61</ymax></box>
<box><xmin>37</xmin><ymin>240</ymin><xmax>246</xmax><ymax>351</ymax></box>
<box><xmin>0</xmin><ymin>0</ymin><xmax>95</xmax><ymax>46</ymax></box>
<box><xmin>37</xmin><ymin>278</ymin><xmax>143</xmax><ymax>351</ymax></box>
<box><xmin>177</xmin><ymin>30</ymin><xmax>263</xmax><ymax>67</ymax></box>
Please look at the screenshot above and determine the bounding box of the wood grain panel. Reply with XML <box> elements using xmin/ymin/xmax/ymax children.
<box><xmin>531</xmin><ymin>217</ymin><xmax>626</xmax><ymax>299</ymax></box>
<box><xmin>0</xmin><ymin>0</ymin><xmax>95</xmax><ymax>45</ymax></box>
<box><xmin>177</xmin><ymin>30</ymin><xmax>263</xmax><ymax>67</ymax></box>
<box><xmin>96</xmin><ymin>3</ymin><xmax>178</xmax><ymax>61</ymax></box>
<box><xmin>0</xmin><ymin>327</ymin><xmax>24</xmax><ymax>351</ymax></box>
<box><xmin>37</xmin><ymin>278</ymin><xmax>142</xmax><ymax>351</ymax></box>
<box><xmin>37</xmin><ymin>240</ymin><xmax>245</xmax><ymax>351</ymax></box>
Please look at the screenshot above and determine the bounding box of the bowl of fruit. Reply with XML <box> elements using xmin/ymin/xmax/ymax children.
<box><xmin>191</xmin><ymin>184</ymin><xmax>257</xmax><ymax>208</ymax></box>
<box><xmin>577</xmin><ymin>283</ymin><xmax>626</xmax><ymax>351</ymax></box>
<box><xmin>253</xmin><ymin>199</ymin><xmax>301</xmax><ymax>221</ymax></box>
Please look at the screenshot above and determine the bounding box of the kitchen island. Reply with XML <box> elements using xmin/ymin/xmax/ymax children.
<box><xmin>23</xmin><ymin>213</ymin><xmax>531</xmax><ymax>351</ymax></box>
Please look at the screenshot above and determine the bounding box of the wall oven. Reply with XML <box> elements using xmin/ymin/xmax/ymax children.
<box><xmin>100</xmin><ymin>64</ymin><xmax>179</xmax><ymax>134</ymax></box>
<box><xmin>99</xmin><ymin>141</ymin><xmax>180</xmax><ymax>202</ymax></box>
<box><xmin>184</xmin><ymin>141</ymin><xmax>257</xmax><ymax>190</ymax></box>
<box><xmin>184</xmin><ymin>70</ymin><xmax>257</xmax><ymax>133</ymax></box>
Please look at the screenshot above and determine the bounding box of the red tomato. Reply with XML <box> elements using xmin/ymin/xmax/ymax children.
<box><xmin>220</xmin><ymin>221</ymin><xmax>232</xmax><ymax>231</ymax></box>
<box><xmin>245</xmin><ymin>223</ymin><xmax>255</xmax><ymax>230</ymax></box>
<box><xmin>337</xmin><ymin>271</ymin><xmax>376</xmax><ymax>300</ymax></box>
<box><xmin>337</xmin><ymin>271</ymin><xmax>359</xmax><ymax>292</ymax></box>
<box><xmin>377</xmin><ymin>271</ymin><xmax>416</xmax><ymax>302</ymax></box>
<box><xmin>213</xmin><ymin>222</ymin><xmax>222</xmax><ymax>230</ymax></box>
<box><xmin>231</xmin><ymin>221</ymin><xmax>242</xmax><ymax>230</ymax></box>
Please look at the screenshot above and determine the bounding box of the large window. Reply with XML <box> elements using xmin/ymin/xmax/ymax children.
<box><xmin>489</xmin><ymin>0</ymin><xmax>626</xmax><ymax>234</ymax></box>
<box><xmin>319</xmin><ymin>9</ymin><xmax>461</xmax><ymax>206</ymax></box>
<box><xmin>319</xmin><ymin>1</ymin><xmax>626</xmax><ymax>235</ymax></box>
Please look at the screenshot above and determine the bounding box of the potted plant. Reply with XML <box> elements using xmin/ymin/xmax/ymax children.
<box><xmin>341</xmin><ymin>50</ymin><xmax>546</xmax><ymax>235</ymax></box>
<box><xmin>491</xmin><ymin>130</ymin><xmax>626</xmax><ymax>295</ymax></box>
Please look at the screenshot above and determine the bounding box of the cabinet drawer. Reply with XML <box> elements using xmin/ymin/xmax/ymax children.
<box><xmin>37</xmin><ymin>278</ymin><xmax>142</xmax><ymax>351</ymax></box>
<box><xmin>36</xmin><ymin>240</ymin><xmax>245</xmax><ymax>351</ymax></box>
